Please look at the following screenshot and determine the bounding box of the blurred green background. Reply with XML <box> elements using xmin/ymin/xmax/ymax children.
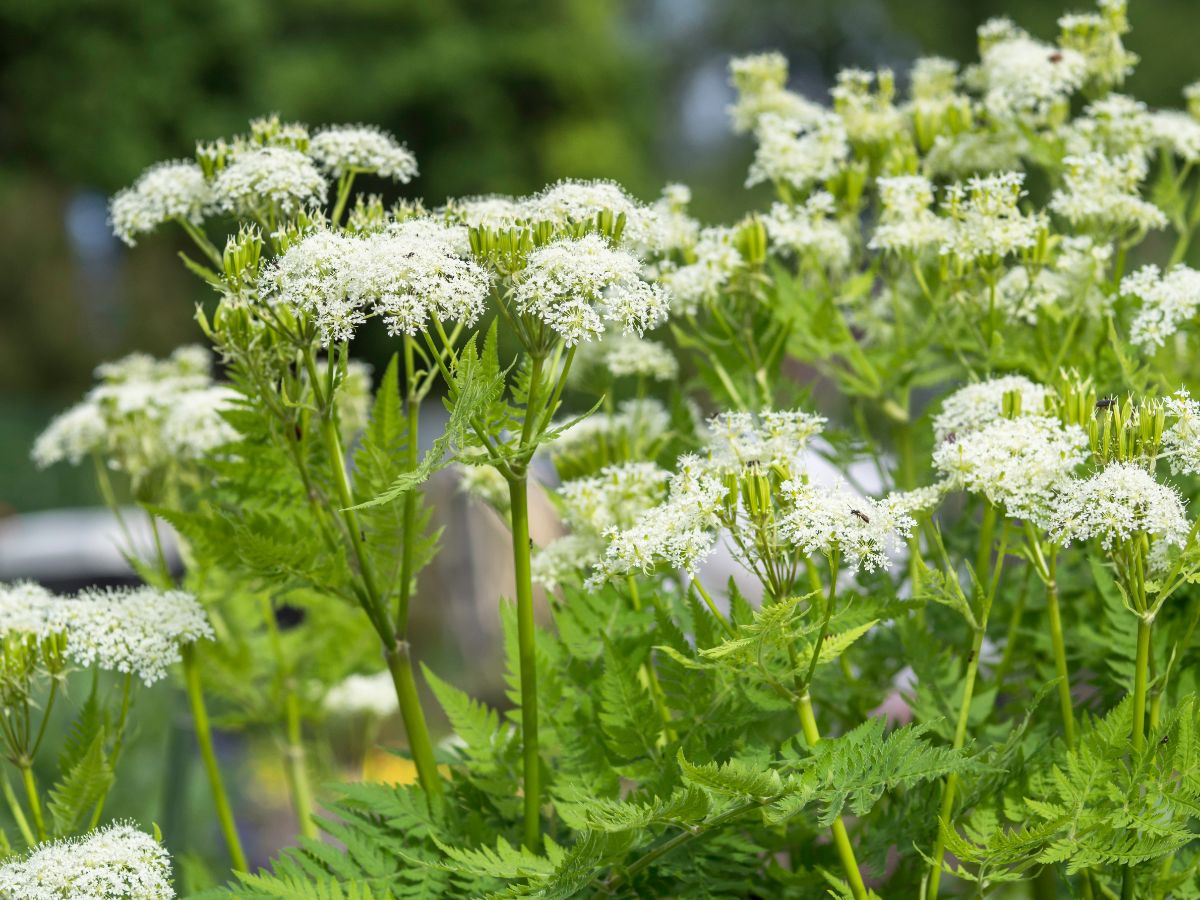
<box><xmin>1</xmin><ymin>0</ymin><xmax>1198</xmax><ymax>514</ymax></box>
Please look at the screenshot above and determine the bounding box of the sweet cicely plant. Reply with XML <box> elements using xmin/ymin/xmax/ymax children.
<box><xmin>10</xmin><ymin>0</ymin><xmax>1200</xmax><ymax>896</ymax></box>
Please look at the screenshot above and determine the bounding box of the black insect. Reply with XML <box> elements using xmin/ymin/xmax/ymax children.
<box><xmin>1096</xmin><ymin>397</ymin><xmax>1118</xmax><ymax>411</ymax></box>
<box><xmin>944</xmin><ymin>432</ymin><xmax>957</xmax><ymax>444</ymax></box>
<box><xmin>851</xmin><ymin>509</ymin><xmax>871</xmax><ymax>524</ymax></box>
<box><xmin>966</xmin><ymin>650</ymin><xmax>975</xmax><ymax>663</ymax></box>
<box><xmin>1048</xmin><ymin>51</ymin><xmax>1064</xmax><ymax>63</ymax></box>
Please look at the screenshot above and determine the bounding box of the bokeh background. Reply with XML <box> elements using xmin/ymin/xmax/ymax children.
<box><xmin>1</xmin><ymin>0</ymin><xmax>1198</xmax><ymax>877</ymax></box>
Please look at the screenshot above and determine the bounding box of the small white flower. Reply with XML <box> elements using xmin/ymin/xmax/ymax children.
<box><xmin>870</xmin><ymin>176</ymin><xmax>951</xmax><ymax>255</ymax></box>
<box><xmin>746</xmin><ymin>112</ymin><xmax>849</xmax><ymax>192</ymax></box>
<box><xmin>933</xmin><ymin>417</ymin><xmax>1088</xmax><ymax>524</ymax></box>
<box><xmin>1148</xmin><ymin>110</ymin><xmax>1200</xmax><ymax>163</ymax></box>
<box><xmin>973</xmin><ymin>27</ymin><xmax>1087</xmax><ymax>125</ymax></box>
<box><xmin>1049</xmin><ymin>153</ymin><xmax>1166</xmax><ymax>235</ymax></box>
<box><xmin>214</xmin><ymin>146</ymin><xmax>327</xmax><ymax>216</ymax></box>
<box><xmin>0</xmin><ymin>582</ymin><xmax>59</xmax><ymax>637</ymax></box>
<box><xmin>31</xmin><ymin>401</ymin><xmax>107</xmax><ymax>468</ymax></box>
<box><xmin>940</xmin><ymin>172</ymin><xmax>1043</xmax><ymax>266</ymax></box>
<box><xmin>511</xmin><ymin>233</ymin><xmax>668</xmax><ymax>346</ymax></box>
<box><xmin>549</xmin><ymin>398</ymin><xmax>672</xmax><ymax>463</ymax></box>
<box><xmin>592</xmin><ymin>455</ymin><xmax>727</xmax><ymax>579</ymax></box>
<box><xmin>1049</xmin><ymin>461</ymin><xmax>1188</xmax><ymax>551</ymax></box>
<box><xmin>0</xmin><ymin>822</ymin><xmax>174</xmax><ymax>900</ymax></box>
<box><xmin>324</xmin><ymin>670</ymin><xmax>399</xmax><ymax>718</ymax></box>
<box><xmin>590</xmin><ymin>334</ymin><xmax>679</xmax><ymax>381</ymax></box>
<box><xmin>933</xmin><ymin>375</ymin><xmax>1054</xmax><ymax>442</ymax></box>
<box><xmin>160</xmin><ymin>385</ymin><xmax>239</xmax><ymax>460</ymax></box>
<box><xmin>727</xmin><ymin>52</ymin><xmax>825</xmax><ymax>135</ymax></box>
<box><xmin>778</xmin><ymin>478</ymin><xmax>915</xmax><ymax>573</ymax></box>
<box><xmin>705</xmin><ymin>409</ymin><xmax>826</xmax><ymax>470</ymax></box>
<box><xmin>109</xmin><ymin>161</ymin><xmax>213</xmax><ymax>247</ymax></box>
<box><xmin>1163</xmin><ymin>389</ymin><xmax>1200</xmax><ymax>477</ymax></box>
<box><xmin>831</xmin><ymin>68</ymin><xmax>906</xmax><ymax>149</ymax></box>
<box><xmin>54</xmin><ymin>587</ymin><xmax>213</xmax><ymax>685</ymax></box>
<box><xmin>1121</xmin><ymin>264</ymin><xmax>1200</xmax><ymax>350</ymax></box>
<box><xmin>658</xmin><ymin>227</ymin><xmax>744</xmax><ymax>315</ymax></box>
<box><xmin>764</xmin><ymin>193</ymin><xmax>851</xmax><ymax>270</ymax></box>
<box><xmin>445</xmin><ymin>194</ymin><xmax>527</xmax><ymax>230</ymax></box>
<box><xmin>308</xmin><ymin>125</ymin><xmax>418</xmax><ymax>181</ymax></box>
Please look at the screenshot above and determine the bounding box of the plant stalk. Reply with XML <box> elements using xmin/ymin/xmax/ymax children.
<box><xmin>507</xmin><ymin>474</ymin><xmax>542</xmax><ymax>849</ymax></box>
<box><xmin>797</xmin><ymin>693</ymin><xmax>869</xmax><ymax>900</ymax></box>
<box><xmin>181</xmin><ymin>644</ymin><xmax>247</xmax><ymax>872</ymax></box>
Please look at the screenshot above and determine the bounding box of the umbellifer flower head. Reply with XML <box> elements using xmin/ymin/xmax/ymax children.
<box><xmin>1121</xmin><ymin>264</ymin><xmax>1200</xmax><ymax>350</ymax></box>
<box><xmin>0</xmin><ymin>822</ymin><xmax>174</xmax><ymax>900</ymax></box>
<box><xmin>53</xmin><ymin>587</ymin><xmax>213</xmax><ymax>685</ymax></box>
<box><xmin>777</xmin><ymin>478</ymin><xmax>915</xmax><ymax>573</ymax></box>
<box><xmin>511</xmin><ymin>233</ymin><xmax>668</xmax><ymax>346</ymax></box>
<box><xmin>933</xmin><ymin>416</ymin><xmax>1088</xmax><ymax>524</ymax></box>
<box><xmin>308</xmin><ymin>125</ymin><xmax>418</xmax><ymax>181</ymax></box>
<box><xmin>109</xmin><ymin>160</ymin><xmax>213</xmax><ymax>247</ymax></box>
<box><xmin>1048</xmin><ymin>461</ymin><xmax>1189</xmax><ymax>551</ymax></box>
<box><xmin>214</xmin><ymin>146</ymin><xmax>327</xmax><ymax>216</ymax></box>
<box><xmin>932</xmin><ymin>375</ymin><xmax>1054</xmax><ymax>443</ymax></box>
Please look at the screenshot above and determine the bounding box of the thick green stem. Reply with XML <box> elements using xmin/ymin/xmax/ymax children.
<box><xmin>1</xmin><ymin>771</ymin><xmax>34</xmax><ymax>847</ymax></box>
<box><xmin>315</xmin><ymin>405</ymin><xmax>441</xmax><ymax>800</ymax></box>
<box><xmin>385</xmin><ymin>643</ymin><xmax>443</xmax><ymax>801</ymax></box>
<box><xmin>926</xmin><ymin>624</ymin><xmax>986</xmax><ymax>900</ymax></box>
<box><xmin>507</xmin><ymin>475</ymin><xmax>542</xmax><ymax>849</ymax></box>
<box><xmin>1131</xmin><ymin>617</ymin><xmax>1152</xmax><ymax>754</ymax></box>
<box><xmin>797</xmin><ymin>693</ymin><xmax>868</xmax><ymax>900</ymax></box>
<box><xmin>284</xmin><ymin>686</ymin><xmax>317</xmax><ymax>839</ymax></box>
<box><xmin>17</xmin><ymin>764</ymin><xmax>45</xmax><ymax>842</ymax></box>
<box><xmin>1045</xmin><ymin>580</ymin><xmax>1076</xmax><ymax>748</ymax></box>
<box><xmin>182</xmin><ymin>644</ymin><xmax>247</xmax><ymax>872</ymax></box>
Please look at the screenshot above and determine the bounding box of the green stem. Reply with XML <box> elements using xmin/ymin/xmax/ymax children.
<box><xmin>17</xmin><ymin>764</ymin><xmax>44</xmax><ymax>842</ymax></box>
<box><xmin>182</xmin><ymin>644</ymin><xmax>247</xmax><ymax>872</ymax></box>
<box><xmin>1045</xmin><ymin>578</ymin><xmax>1076</xmax><ymax>748</ymax></box>
<box><xmin>384</xmin><ymin>643</ymin><xmax>443</xmax><ymax>802</ymax></box>
<box><xmin>0</xmin><ymin>771</ymin><xmax>34</xmax><ymax>847</ymax></box>
<box><xmin>1131</xmin><ymin>617</ymin><xmax>1152</xmax><ymax>754</ymax></box>
<box><xmin>507</xmin><ymin>475</ymin><xmax>542</xmax><ymax>849</ymax></box>
<box><xmin>926</xmin><ymin>624</ymin><xmax>986</xmax><ymax>900</ymax></box>
<box><xmin>284</xmin><ymin>686</ymin><xmax>317</xmax><ymax>839</ymax></box>
<box><xmin>691</xmin><ymin>579</ymin><xmax>736</xmax><ymax>637</ymax></box>
<box><xmin>330</xmin><ymin>172</ymin><xmax>357</xmax><ymax>226</ymax></box>
<box><xmin>797</xmin><ymin>693</ymin><xmax>869</xmax><ymax>900</ymax></box>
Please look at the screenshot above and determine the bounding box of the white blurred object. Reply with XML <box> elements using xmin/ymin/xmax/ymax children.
<box><xmin>0</xmin><ymin>507</ymin><xmax>179</xmax><ymax>582</ymax></box>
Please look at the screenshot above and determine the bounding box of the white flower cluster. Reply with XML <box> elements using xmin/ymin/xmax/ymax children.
<box><xmin>511</xmin><ymin>233</ymin><xmax>668</xmax><ymax>346</ymax></box>
<box><xmin>324</xmin><ymin>670</ymin><xmax>399</xmax><ymax>718</ymax></box>
<box><xmin>575</xmin><ymin>334</ymin><xmax>678</xmax><ymax>382</ymax></box>
<box><xmin>763</xmin><ymin>193</ymin><xmax>851</xmax><ymax>270</ymax></box>
<box><xmin>993</xmin><ymin>236</ymin><xmax>1113</xmax><ymax>324</ymax></box>
<box><xmin>940</xmin><ymin>172</ymin><xmax>1043</xmax><ymax>266</ymax></box>
<box><xmin>1049</xmin><ymin>461</ymin><xmax>1189</xmax><ymax>551</ymax></box>
<box><xmin>971</xmin><ymin>21</ymin><xmax>1087</xmax><ymax>125</ymax></box>
<box><xmin>0</xmin><ymin>582</ymin><xmax>58</xmax><ymax>636</ymax></box>
<box><xmin>657</xmin><ymin>227</ymin><xmax>743</xmax><ymax>315</ymax></box>
<box><xmin>0</xmin><ymin>822</ymin><xmax>174</xmax><ymax>900</ymax></box>
<box><xmin>1049</xmin><ymin>153</ymin><xmax>1166</xmax><ymax>235</ymax></box>
<box><xmin>1163</xmin><ymin>390</ymin><xmax>1200</xmax><ymax>477</ymax></box>
<box><xmin>831</xmin><ymin>68</ymin><xmax>906</xmax><ymax>149</ymax></box>
<box><xmin>591</xmin><ymin>455</ymin><xmax>727</xmax><ymax>579</ymax></box>
<box><xmin>534</xmin><ymin>462</ymin><xmax>672</xmax><ymax>589</ymax></box>
<box><xmin>32</xmin><ymin>346</ymin><xmax>237</xmax><ymax>476</ymax></box>
<box><xmin>727</xmin><ymin>52</ymin><xmax>825</xmax><ymax>135</ymax></box>
<box><xmin>778</xmin><ymin>478</ymin><xmax>915</xmax><ymax>573</ymax></box>
<box><xmin>261</xmin><ymin>221</ymin><xmax>492</xmax><ymax>344</ymax></box>
<box><xmin>1120</xmin><ymin>264</ymin><xmax>1200</xmax><ymax>350</ymax></box>
<box><xmin>109</xmin><ymin>161</ymin><xmax>213</xmax><ymax>246</ymax></box>
<box><xmin>54</xmin><ymin>587</ymin><xmax>213</xmax><ymax>686</ymax></box>
<box><xmin>214</xmin><ymin>146</ymin><xmax>327</xmax><ymax>217</ymax></box>
<box><xmin>933</xmin><ymin>416</ymin><xmax>1088</xmax><ymax>523</ymax></box>
<box><xmin>1149</xmin><ymin>109</ymin><xmax>1200</xmax><ymax>163</ymax></box>
<box><xmin>746</xmin><ymin>112</ymin><xmax>849</xmax><ymax>192</ymax></box>
<box><xmin>932</xmin><ymin>375</ymin><xmax>1054</xmax><ymax>442</ymax></box>
<box><xmin>870</xmin><ymin>175</ymin><xmax>949</xmax><ymax>255</ymax></box>
<box><xmin>704</xmin><ymin>409</ymin><xmax>826</xmax><ymax>469</ymax></box>
<box><xmin>308</xmin><ymin>125</ymin><xmax>418</xmax><ymax>181</ymax></box>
